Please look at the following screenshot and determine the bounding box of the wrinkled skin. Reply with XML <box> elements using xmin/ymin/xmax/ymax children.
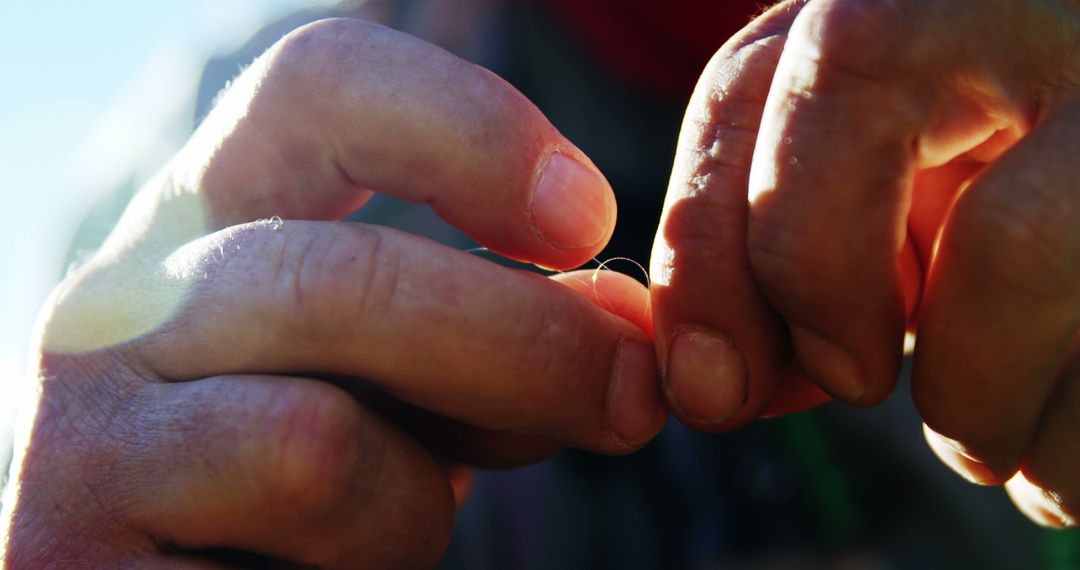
<box><xmin>8</xmin><ymin>1</ymin><xmax>1080</xmax><ymax>567</ymax></box>
<box><xmin>1</xmin><ymin>19</ymin><xmax>666</xmax><ymax>568</ymax></box>
<box><xmin>653</xmin><ymin>0</ymin><xmax>1080</xmax><ymax>527</ymax></box>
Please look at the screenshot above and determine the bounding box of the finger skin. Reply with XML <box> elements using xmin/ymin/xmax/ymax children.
<box><xmin>552</xmin><ymin>269</ymin><xmax>654</xmax><ymax>337</ymax></box>
<box><xmin>391</xmin><ymin>409</ymin><xmax>565</xmax><ymax>470</ymax></box>
<box><xmin>122</xmin><ymin>221</ymin><xmax>660</xmax><ymax>453</ymax></box>
<box><xmin>169</xmin><ymin>17</ymin><xmax>613</xmax><ymax>269</ymax></box>
<box><xmin>137</xmin><ymin>558</ymin><xmax>237</xmax><ymax>570</ymax></box>
<box><xmin>1007</xmin><ymin>333</ymin><xmax>1080</xmax><ymax>527</ymax></box>
<box><xmin>553</xmin><ymin>269</ymin><xmax>669</xmax><ymax>443</ymax></box>
<box><xmin>746</xmin><ymin>0</ymin><xmax>929</xmax><ymax>406</ymax></box>
<box><xmin>908</xmin><ymin>162</ymin><xmax>984</xmax><ymax>288</ymax></box>
<box><xmin>351</xmin><ymin>268</ymin><xmax>662</xmax><ymax>470</ymax></box>
<box><xmin>651</xmin><ymin>1</ymin><xmax>809</xmax><ymax>430</ymax></box>
<box><xmin>1</xmin><ymin>350</ymin><xmax>162</xmax><ymax>569</ymax></box>
<box><xmin>742</xmin><ymin>0</ymin><xmax>1077</xmax><ymax>406</ymax></box>
<box><xmin>913</xmin><ymin>101</ymin><xmax>1080</xmax><ymax>483</ymax></box>
<box><xmin>923</xmin><ymin>424</ymin><xmax>1001</xmax><ymax>486</ymax></box>
<box><xmin>41</xmin><ymin>17</ymin><xmax>641</xmax><ymax>451</ymax></box>
<box><xmin>123</xmin><ymin>376</ymin><xmax>454</xmax><ymax>569</ymax></box>
<box><xmin>1006</xmin><ymin>471</ymin><xmax>1076</xmax><ymax>529</ymax></box>
<box><xmin>12</xmin><ymin>239</ymin><xmax>652</xmax><ymax>570</ymax></box>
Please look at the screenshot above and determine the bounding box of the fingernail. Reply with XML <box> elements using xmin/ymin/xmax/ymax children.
<box><xmin>530</xmin><ymin>152</ymin><xmax>614</xmax><ymax>249</ymax></box>
<box><xmin>667</xmin><ymin>327</ymin><xmax>748</xmax><ymax>425</ymax></box>
<box><xmin>608</xmin><ymin>339</ymin><xmax>667</xmax><ymax>445</ymax></box>
<box><xmin>789</xmin><ymin>325</ymin><xmax>866</xmax><ymax>404</ymax></box>
<box><xmin>924</xmin><ymin>425</ymin><xmax>1003</xmax><ymax>486</ymax></box>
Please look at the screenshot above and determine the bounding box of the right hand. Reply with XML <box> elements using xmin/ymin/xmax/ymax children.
<box><xmin>650</xmin><ymin>0</ymin><xmax>1080</xmax><ymax>527</ymax></box>
<box><xmin>1</xmin><ymin>19</ymin><xmax>665</xmax><ymax>568</ymax></box>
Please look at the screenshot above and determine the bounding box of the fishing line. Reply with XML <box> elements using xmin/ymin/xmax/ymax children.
<box><xmin>464</xmin><ymin>247</ymin><xmax>651</xmax><ymax>317</ymax></box>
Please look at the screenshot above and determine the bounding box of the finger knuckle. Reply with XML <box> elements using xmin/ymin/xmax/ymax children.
<box><xmin>950</xmin><ymin>176</ymin><xmax>1079</xmax><ymax>301</ymax></box>
<box><xmin>660</xmin><ymin>186</ymin><xmax>747</xmax><ymax>249</ymax></box>
<box><xmin>346</xmin><ymin>225</ymin><xmax>404</xmax><ymax>328</ymax></box>
<box><xmin>746</xmin><ymin>215</ymin><xmax>822</xmax><ymax>302</ymax></box>
<box><xmin>262</xmin><ymin>384</ymin><xmax>366</xmax><ymax>516</ymax></box>
<box><xmin>268</xmin><ymin>17</ymin><xmax>381</xmax><ymax>87</ymax></box>
<box><xmin>660</xmin><ymin>194</ymin><xmax>749</xmax><ymax>281</ymax></box>
<box><xmin>661</xmin><ymin>51</ymin><xmax>771</xmax><ymax>269</ymax></box>
<box><xmin>794</xmin><ymin>0</ymin><xmax>910</xmax><ymax>83</ymax></box>
<box><xmin>260</xmin><ymin>223</ymin><xmax>400</xmax><ymax>341</ymax></box>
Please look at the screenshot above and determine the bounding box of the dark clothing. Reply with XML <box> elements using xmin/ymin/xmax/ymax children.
<box><xmin>544</xmin><ymin>0</ymin><xmax>757</xmax><ymax>97</ymax></box>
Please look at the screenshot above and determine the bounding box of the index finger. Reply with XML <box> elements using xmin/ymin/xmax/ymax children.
<box><xmin>652</xmin><ymin>1</ymin><xmax>811</xmax><ymax>429</ymax></box>
<box><xmin>150</xmin><ymin>18</ymin><xmax>615</xmax><ymax>270</ymax></box>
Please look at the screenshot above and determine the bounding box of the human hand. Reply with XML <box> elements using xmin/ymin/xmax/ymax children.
<box><xmin>1</xmin><ymin>18</ymin><xmax>666</xmax><ymax>568</ymax></box>
<box><xmin>651</xmin><ymin>0</ymin><xmax>1080</xmax><ymax>526</ymax></box>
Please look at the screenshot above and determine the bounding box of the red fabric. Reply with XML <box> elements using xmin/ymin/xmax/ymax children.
<box><xmin>543</xmin><ymin>0</ymin><xmax>765</xmax><ymax>100</ymax></box>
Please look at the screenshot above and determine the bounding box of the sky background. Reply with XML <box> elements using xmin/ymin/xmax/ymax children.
<box><xmin>0</xmin><ymin>0</ymin><xmax>333</xmax><ymax>425</ymax></box>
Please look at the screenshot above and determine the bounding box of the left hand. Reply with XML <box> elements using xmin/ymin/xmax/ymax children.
<box><xmin>651</xmin><ymin>0</ymin><xmax>1080</xmax><ymax>526</ymax></box>
<box><xmin>2</xmin><ymin>19</ymin><xmax>664</xmax><ymax>568</ymax></box>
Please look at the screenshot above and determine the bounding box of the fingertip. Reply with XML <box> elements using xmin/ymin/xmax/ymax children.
<box><xmin>529</xmin><ymin>151</ymin><xmax>616</xmax><ymax>264</ymax></box>
<box><xmin>607</xmin><ymin>339</ymin><xmax>668</xmax><ymax>449</ymax></box>
<box><xmin>665</xmin><ymin>327</ymin><xmax>749</xmax><ymax>427</ymax></box>
<box><xmin>789</xmin><ymin>325</ymin><xmax>868</xmax><ymax>405</ymax></box>
<box><xmin>923</xmin><ymin>424</ymin><xmax>1014</xmax><ymax>486</ymax></box>
<box><xmin>1006</xmin><ymin>471</ymin><xmax>1078</xmax><ymax>529</ymax></box>
<box><xmin>551</xmin><ymin>270</ymin><xmax>652</xmax><ymax>336</ymax></box>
